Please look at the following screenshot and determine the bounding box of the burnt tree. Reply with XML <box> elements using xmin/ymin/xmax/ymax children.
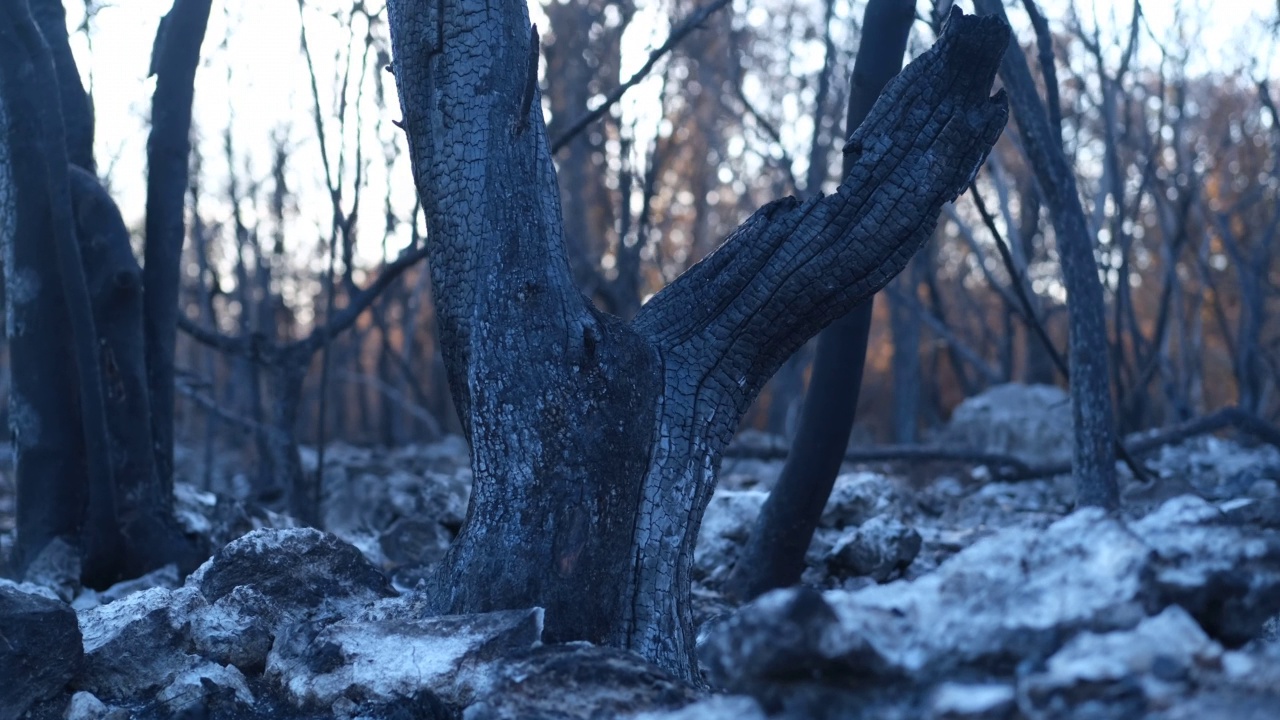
<box><xmin>974</xmin><ymin>0</ymin><xmax>1119</xmax><ymax>508</ymax></box>
<box><xmin>0</xmin><ymin>0</ymin><xmax>211</xmax><ymax>586</ymax></box>
<box><xmin>386</xmin><ymin>1</ymin><xmax>1007</xmax><ymax>680</ymax></box>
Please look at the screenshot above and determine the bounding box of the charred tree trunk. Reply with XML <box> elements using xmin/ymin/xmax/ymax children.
<box><xmin>144</xmin><ymin>0</ymin><xmax>213</xmax><ymax>497</ymax></box>
<box><xmin>889</xmin><ymin>257</ymin><xmax>925</xmax><ymax>444</ymax></box>
<box><xmin>975</xmin><ymin>0</ymin><xmax>1118</xmax><ymax>509</ymax></box>
<box><xmin>387</xmin><ymin>0</ymin><xmax>1006</xmax><ymax>680</ymax></box>
<box><xmin>28</xmin><ymin>0</ymin><xmax>92</xmax><ymax>173</ymax></box>
<box><xmin>73</xmin><ymin>167</ymin><xmax>203</xmax><ymax>576</ymax></box>
<box><xmin>3</xmin><ymin>0</ymin><xmax>211</xmax><ymax>585</ymax></box>
<box><xmin>269</xmin><ymin>362</ymin><xmax>310</xmax><ymax>523</ymax></box>
<box><xmin>726</xmin><ymin>0</ymin><xmax>915</xmax><ymax>601</ymax></box>
<box><xmin>2</xmin><ymin>0</ymin><xmax>120</xmax><ymax>585</ymax></box>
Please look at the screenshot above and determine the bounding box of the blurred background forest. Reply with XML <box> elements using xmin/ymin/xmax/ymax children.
<box><xmin>13</xmin><ymin>0</ymin><xmax>1278</xmax><ymax>489</ymax></box>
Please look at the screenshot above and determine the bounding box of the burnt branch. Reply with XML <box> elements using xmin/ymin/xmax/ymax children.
<box><xmin>634</xmin><ymin>9</ymin><xmax>1009</xmax><ymax>427</ymax></box>
<box><xmin>723</xmin><ymin>442</ymin><xmax>1033</xmax><ymax>475</ymax></box>
<box><xmin>177</xmin><ymin>244</ymin><xmax>431</xmax><ymax>363</ymax></box>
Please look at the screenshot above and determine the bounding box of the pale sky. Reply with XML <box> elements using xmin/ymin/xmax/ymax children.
<box><xmin>61</xmin><ymin>0</ymin><xmax>1280</xmax><ymax>286</ymax></box>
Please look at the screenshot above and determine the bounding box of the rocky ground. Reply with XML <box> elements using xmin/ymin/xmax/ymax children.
<box><xmin>1</xmin><ymin>384</ymin><xmax>1279</xmax><ymax>719</ymax></box>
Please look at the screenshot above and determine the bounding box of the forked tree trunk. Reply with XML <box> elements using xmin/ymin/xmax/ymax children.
<box><xmin>386</xmin><ymin>1</ymin><xmax>1008</xmax><ymax>680</ymax></box>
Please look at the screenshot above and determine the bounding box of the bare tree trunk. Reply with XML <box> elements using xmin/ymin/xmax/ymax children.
<box><xmin>143</xmin><ymin>0</ymin><xmax>213</xmax><ymax>497</ymax></box>
<box><xmin>2</xmin><ymin>1</ymin><xmax>124</xmax><ymax>585</ymax></box>
<box><xmin>974</xmin><ymin>0</ymin><xmax>1118</xmax><ymax>509</ymax></box>
<box><xmin>889</xmin><ymin>257</ymin><xmax>925</xmax><ymax>443</ymax></box>
<box><xmin>387</xmin><ymin>0</ymin><xmax>1006</xmax><ymax>679</ymax></box>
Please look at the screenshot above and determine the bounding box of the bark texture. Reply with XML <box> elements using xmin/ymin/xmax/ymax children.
<box><xmin>29</xmin><ymin>0</ymin><xmax>93</xmax><ymax>172</ymax></box>
<box><xmin>387</xmin><ymin>1</ymin><xmax>1007</xmax><ymax>680</ymax></box>
<box><xmin>3</xmin><ymin>0</ymin><xmax>210</xmax><ymax>585</ymax></box>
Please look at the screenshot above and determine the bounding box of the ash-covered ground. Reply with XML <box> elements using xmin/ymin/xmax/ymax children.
<box><xmin>2</xmin><ymin>384</ymin><xmax>1279</xmax><ymax>719</ymax></box>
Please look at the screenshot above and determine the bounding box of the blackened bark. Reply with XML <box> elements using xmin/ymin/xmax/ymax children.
<box><xmin>974</xmin><ymin>0</ymin><xmax>1118</xmax><ymax>509</ymax></box>
<box><xmin>1</xmin><ymin>26</ymin><xmax>87</xmax><ymax>578</ymax></box>
<box><xmin>1</xmin><ymin>0</ymin><xmax>120</xmax><ymax>585</ymax></box>
<box><xmin>726</xmin><ymin>0</ymin><xmax>915</xmax><ymax>602</ymax></box>
<box><xmin>72</xmin><ymin>167</ymin><xmax>205</xmax><ymax>575</ymax></box>
<box><xmin>29</xmin><ymin>0</ymin><xmax>93</xmax><ymax>172</ymax></box>
<box><xmin>143</xmin><ymin>0</ymin><xmax>213</xmax><ymax>498</ymax></box>
<box><xmin>387</xmin><ymin>0</ymin><xmax>1006</xmax><ymax>680</ymax></box>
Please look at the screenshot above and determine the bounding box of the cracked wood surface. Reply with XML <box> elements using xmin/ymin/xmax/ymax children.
<box><xmin>386</xmin><ymin>0</ymin><xmax>1007</xmax><ymax>680</ymax></box>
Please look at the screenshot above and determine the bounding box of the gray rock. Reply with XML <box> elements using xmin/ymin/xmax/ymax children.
<box><xmin>701</xmin><ymin>495</ymin><xmax>1280</xmax><ymax>717</ymax></box>
<box><xmin>1147</xmin><ymin>436</ymin><xmax>1280</xmax><ymax>501</ymax></box>
<box><xmin>269</xmin><ymin>600</ymin><xmax>543</xmax><ymax>711</ymax></box>
<box><xmin>1020</xmin><ymin>606</ymin><xmax>1222</xmax><ymax>714</ymax></box>
<box><xmin>820</xmin><ymin>472</ymin><xmax>910</xmax><ymax>529</ymax></box>
<box><xmin>154</xmin><ymin>662</ymin><xmax>255</xmax><ymax>716</ymax></box>
<box><xmin>63</xmin><ymin>692</ymin><xmax>127</xmax><ymax>720</ymax></box>
<box><xmin>21</xmin><ymin>536</ymin><xmax>80</xmax><ymax>602</ymax></box>
<box><xmin>193</xmin><ymin>527</ymin><xmax>394</xmax><ymax>609</ymax></box>
<box><xmin>189</xmin><ymin>584</ymin><xmax>277</xmax><ymax>672</ymax></box>
<box><xmin>838</xmin><ymin>508</ymin><xmax>1149</xmax><ymax>675</ymax></box>
<box><xmin>172</xmin><ymin>481</ymin><xmax>299</xmax><ymax>552</ymax></box>
<box><xmin>695</xmin><ymin>490</ymin><xmax>768</xmax><ymax>584</ymax></box>
<box><xmin>627</xmin><ymin>694</ymin><xmax>766</xmax><ymax>720</ymax></box>
<box><xmin>462</xmin><ymin>644</ymin><xmax>699</xmax><ymax>720</ymax></box>
<box><xmin>698</xmin><ymin>587</ymin><xmax>853</xmax><ymax>688</ymax></box>
<box><xmin>74</xmin><ymin>585</ymin><xmax>207</xmax><ymax>701</ymax></box>
<box><xmin>1217</xmin><ymin>642</ymin><xmax>1280</xmax><ymax>694</ymax></box>
<box><xmin>187</xmin><ymin>528</ymin><xmax>397</xmax><ymax>676</ymax></box>
<box><xmin>825</xmin><ymin>515</ymin><xmax>922</xmax><ymax>582</ymax></box>
<box><xmin>320</xmin><ymin>443</ymin><xmax>471</xmax><ymax>534</ymax></box>
<box><xmin>75</xmin><ymin>528</ymin><xmax>399</xmax><ymax>710</ymax></box>
<box><xmin>1150</xmin><ymin>694</ymin><xmax>1280</xmax><ymax>720</ymax></box>
<box><xmin>380</xmin><ymin>516</ymin><xmax>454</xmax><ymax>567</ymax></box>
<box><xmin>938</xmin><ymin>383</ymin><xmax>1072</xmax><ymax>465</ymax></box>
<box><xmin>1128</xmin><ymin>495</ymin><xmax>1280</xmax><ymax>645</ymax></box>
<box><xmin>317</xmin><ymin>443</ymin><xmax>471</xmax><ymax>577</ymax></box>
<box><xmin>700</xmin><ymin>507</ymin><xmax>1153</xmax><ymax>688</ymax></box>
<box><xmin>0</xmin><ymin>581</ymin><xmax>82</xmax><ymax>720</ymax></box>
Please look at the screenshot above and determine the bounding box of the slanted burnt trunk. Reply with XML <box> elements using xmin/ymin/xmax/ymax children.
<box><xmin>727</xmin><ymin>0</ymin><xmax>916</xmax><ymax>602</ymax></box>
<box><xmin>387</xmin><ymin>1</ymin><xmax>1008</xmax><ymax>680</ymax></box>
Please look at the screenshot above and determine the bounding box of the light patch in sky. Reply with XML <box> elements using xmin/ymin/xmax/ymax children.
<box><xmin>58</xmin><ymin>0</ymin><xmax>1280</xmax><ymax>277</ymax></box>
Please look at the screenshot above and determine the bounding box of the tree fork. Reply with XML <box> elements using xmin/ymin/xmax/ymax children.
<box><xmin>387</xmin><ymin>1</ymin><xmax>1008</xmax><ymax>680</ymax></box>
